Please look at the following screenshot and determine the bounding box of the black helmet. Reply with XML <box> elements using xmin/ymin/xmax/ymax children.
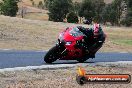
<box><xmin>83</xmin><ymin>19</ymin><xmax>92</xmax><ymax>25</ymax></box>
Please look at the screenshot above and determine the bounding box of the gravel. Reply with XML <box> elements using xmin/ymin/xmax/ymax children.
<box><xmin>0</xmin><ymin>65</ymin><xmax>131</xmax><ymax>88</ymax></box>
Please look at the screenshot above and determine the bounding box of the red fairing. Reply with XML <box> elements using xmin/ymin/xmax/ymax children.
<box><xmin>64</xmin><ymin>27</ymin><xmax>83</xmax><ymax>48</ymax></box>
<box><xmin>60</xmin><ymin>27</ymin><xmax>84</xmax><ymax>59</ymax></box>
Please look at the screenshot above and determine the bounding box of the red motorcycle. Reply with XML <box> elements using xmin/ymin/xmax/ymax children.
<box><xmin>44</xmin><ymin>26</ymin><xmax>106</xmax><ymax>63</ymax></box>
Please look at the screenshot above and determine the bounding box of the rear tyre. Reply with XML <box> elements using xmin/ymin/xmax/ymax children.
<box><xmin>44</xmin><ymin>46</ymin><xmax>60</xmax><ymax>64</ymax></box>
<box><xmin>77</xmin><ymin>57</ymin><xmax>88</xmax><ymax>63</ymax></box>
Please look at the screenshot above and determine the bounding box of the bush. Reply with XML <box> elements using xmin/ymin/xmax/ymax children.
<box><xmin>0</xmin><ymin>0</ymin><xmax>18</xmax><ymax>17</ymax></box>
<box><xmin>121</xmin><ymin>17</ymin><xmax>132</xmax><ymax>27</ymax></box>
<box><xmin>67</xmin><ymin>12</ymin><xmax>78</xmax><ymax>23</ymax></box>
<box><xmin>48</xmin><ymin>0</ymin><xmax>73</xmax><ymax>22</ymax></box>
<box><xmin>78</xmin><ymin>0</ymin><xmax>95</xmax><ymax>19</ymax></box>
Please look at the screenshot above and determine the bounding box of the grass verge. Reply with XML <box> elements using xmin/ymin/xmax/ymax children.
<box><xmin>0</xmin><ymin>15</ymin><xmax>132</xmax><ymax>52</ymax></box>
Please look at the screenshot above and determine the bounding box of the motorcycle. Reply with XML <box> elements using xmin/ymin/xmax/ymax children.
<box><xmin>44</xmin><ymin>26</ymin><xmax>106</xmax><ymax>63</ymax></box>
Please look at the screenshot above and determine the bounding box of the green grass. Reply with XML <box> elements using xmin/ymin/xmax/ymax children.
<box><xmin>113</xmin><ymin>39</ymin><xmax>132</xmax><ymax>46</ymax></box>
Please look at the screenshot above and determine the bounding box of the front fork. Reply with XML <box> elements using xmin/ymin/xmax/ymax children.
<box><xmin>56</xmin><ymin>39</ymin><xmax>67</xmax><ymax>56</ymax></box>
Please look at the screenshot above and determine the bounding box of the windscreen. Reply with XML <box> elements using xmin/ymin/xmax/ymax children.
<box><xmin>70</xmin><ymin>27</ymin><xmax>85</xmax><ymax>37</ymax></box>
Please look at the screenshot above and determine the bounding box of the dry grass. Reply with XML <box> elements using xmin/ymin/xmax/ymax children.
<box><xmin>100</xmin><ymin>26</ymin><xmax>132</xmax><ymax>52</ymax></box>
<box><xmin>0</xmin><ymin>15</ymin><xmax>83</xmax><ymax>50</ymax></box>
<box><xmin>22</xmin><ymin>0</ymin><xmax>44</xmax><ymax>6</ymax></box>
<box><xmin>0</xmin><ymin>15</ymin><xmax>132</xmax><ymax>52</ymax></box>
<box><xmin>17</xmin><ymin>12</ymin><xmax>49</xmax><ymax>21</ymax></box>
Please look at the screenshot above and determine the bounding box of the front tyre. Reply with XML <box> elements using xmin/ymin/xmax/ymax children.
<box><xmin>44</xmin><ymin>46</ymin><xmax>60</xmax><ymax>63</ymax></box>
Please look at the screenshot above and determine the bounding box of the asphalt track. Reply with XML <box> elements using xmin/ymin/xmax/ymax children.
<box><xmin>0</xmin><ymin>50</ymin><xmax>132</xmax><ymax>69</ymax></box>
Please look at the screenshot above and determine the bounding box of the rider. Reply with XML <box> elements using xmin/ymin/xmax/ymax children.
<box><xmin>89</xmin><ymin>22</ymin><xmax>105</xmax><ymax>55</ymax></box>
<box><xmin>77</xmin><ymin>19</ymin><xmax>105</xmax><ymax>58</ymax></box>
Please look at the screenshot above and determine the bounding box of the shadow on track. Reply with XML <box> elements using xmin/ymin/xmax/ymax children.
<box><xmin>43</xmin><ymin>60</ymin><xmax>95</xmax><ymax>65</ymax></box>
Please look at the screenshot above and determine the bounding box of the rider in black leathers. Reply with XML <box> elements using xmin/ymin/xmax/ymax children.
<box><xmin>77</xmin><ymin>23</ymin><xmax>105</xmax><ymax>58</ymax></box>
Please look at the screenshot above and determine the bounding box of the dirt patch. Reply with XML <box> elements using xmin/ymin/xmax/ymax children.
<box><xmin>0</xmin><ymin>65</ymin><xmax>131</xmax><ymax>88</ymax></box>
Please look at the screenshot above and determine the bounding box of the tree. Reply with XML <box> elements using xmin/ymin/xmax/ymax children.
<box><xmin>93</xmin><ymin>0</ymin><xmax>105</xmax><ymax>22</ymax></box>
<box><xmin>121</xmin><ymin>16</ymin><xmax>132</xmax><ymax>26</ymax></box>
<box><xmin>19</xmin><ymin>6</ymin><xmax>27</xmax><ymax>18</ymax></box>
<box><xmin>101</xmin><ymin>0</ymin><xmax>129</xmax><ymax>26</ymax></box>
<box><xmin>121</xmin><ymin>0</ymin><xmax>132</xmax><ymax>26</ymax></box>
<box><xmin>0</xmin><ymin>0</ymin><xmax>19</xmax><ymax>17</ymax></box>
<box><xmin>48</xmin><ymin>0</ymin><xmax>73</xmax><ymax>22</ymax></box>
<box><xmin>126</xmin><ymin>0</ymin><xmax>132</xmax><ymax>17</ymax></box>
<box><xmin>45</xmin><ymin>0</ymin><xmax>53</xmax><ymax>8</ymax></box>
<box><xmin>101</xmin><ymin>3</ymin><xmax>118</xmax><ymax>25</ymax></box>
<box><xmin>79</xmin><ymin>0</ymin><xmax>95</xmax><ymax>19</ymax></box>
<box><xmin>74</xmin><ymin>2</ymin><xmax>81</xmax><ymax>15</ymax></box>
<box><xmin>67</xmin><ymin>12</ymin><xmax>78</xmax><ymax>23</ymax></box>
<box><xmin>38</xmin><ymin>1</ymin><xmax>44</xmax><ymax>9</ymax></box>
<box><xmin>78</xmin><ymin>0</ymin><xmax>105</xmax><ymax>23</ymax></box>
<box><xmin>127</xmin><ymin>0</ymin><xmax>132</xmax><ymax>8</ymax></box>
<box><xmin>113</xmin><ymin>0</ymin><xmax>122</xmax><ymax>25</ymax></box>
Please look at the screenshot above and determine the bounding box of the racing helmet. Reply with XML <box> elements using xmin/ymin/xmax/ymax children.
<box><xmin>93</xmin><ymin>23</ymin><xmax>100</xmax><ymax>38</ymax></box>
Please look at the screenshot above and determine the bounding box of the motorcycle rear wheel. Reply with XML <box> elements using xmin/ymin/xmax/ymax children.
<box><xmin>44</xmin><ymin>46</ymin><xmax>59</xmax><ymax>63</ymax></box>
<box><xmin>77</xmin><ymin>57</ymin><xmax>88</xmax><ymax>63</ymax></box>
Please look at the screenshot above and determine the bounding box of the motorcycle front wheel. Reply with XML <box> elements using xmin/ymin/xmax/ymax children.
<box><xmin>44</xmin><ymin>46</ymin><xmax>60</xmax><ymax>63</ymax></box>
